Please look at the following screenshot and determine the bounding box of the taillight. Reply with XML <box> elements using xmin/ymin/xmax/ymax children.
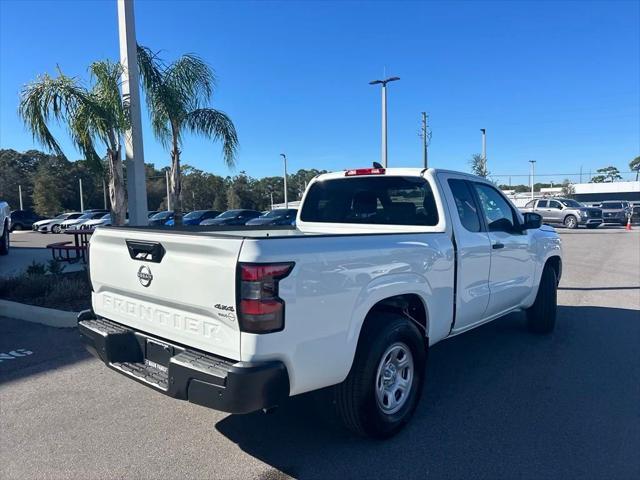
<box><xmin>345</xmin><ymin>167</ymin><xmax>385</xmax><ymax>176</ymax></box>
<box><xmin>238</xmin><ymin>262</ymin><xmax>294</xmax><ymax>333</ymax></box>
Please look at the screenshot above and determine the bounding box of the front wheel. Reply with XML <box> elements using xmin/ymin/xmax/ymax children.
<box><xmin>586</xmin><ymin>224</ymin><xmax>599</xmax><ymax>229</ymax></box>
<box><xmin>334</xmin><ymin>313</ymin><xmax>426</xmax><ymax>438</ymax></box>
<box><xmin>526</xmin><ymin>266</ymin><xmax>557</xmax><ymax>334</ymax></box>
<box><xmin>563</xmin><ymin>215</ymin><xmax>578</xmax><ymax>229</ymax></box>
<box><xmin>11</xmin><ymin>223</ymin><xmax>23</xmax><ymax>231</ymax></box>
<box><xmin>52</xmin><ymin>224</ymin><xmax>62</xmax><ymax>234</ymax></box>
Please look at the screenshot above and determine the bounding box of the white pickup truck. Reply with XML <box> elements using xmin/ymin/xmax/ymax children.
<box><xmin>79</xmin><ymin>168</ymin><xmax>562</xmax><ymax>438</ymax></box>
<box><xmin>0</xmin><ymin>201</ymin><xmax>10</xmax><ymax>255</ymax></box>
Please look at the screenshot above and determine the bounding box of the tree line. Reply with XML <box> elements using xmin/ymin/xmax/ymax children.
<box><xmin>0</xmin><ymin>148</ymin><xmax>325</xmax><ymax>216</ymax></box>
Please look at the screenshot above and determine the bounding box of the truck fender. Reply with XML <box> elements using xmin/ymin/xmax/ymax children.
<box><xmin>341</xmin><ymin>272</ymin><xmax>432</xmax><ymax>378</ymax></box>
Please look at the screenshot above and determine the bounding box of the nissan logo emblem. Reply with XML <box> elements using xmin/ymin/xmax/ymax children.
<box><xmin>137</xmin><ymin>265</ymin><xmax>153</xmax><ymax>287</ymax></box>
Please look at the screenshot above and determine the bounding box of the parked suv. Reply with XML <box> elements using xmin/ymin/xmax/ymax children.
<box><xmin>594</xmin><ymin>201</ymin><xmax>632</xmax><ymax>225</ymax></box>
<box><xmin>10</xmin><ymin>210</ymin><xmax>44</xmax><ymax>231</ymax></box>
<box><xmin>521</xmin><ymin>197</ymin><xmax>602</xmax><ymax>229</ymax></box>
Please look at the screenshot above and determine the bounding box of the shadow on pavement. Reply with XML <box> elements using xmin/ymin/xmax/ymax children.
<box><xmin>216</xmin><ymin>306</ymin><xmax>640</xmax><ymax>479</ymax></box>
<box><xmin>0</xmin><ymin>317</ymin><xmax>91</xmax><ymax>385</ymax></box>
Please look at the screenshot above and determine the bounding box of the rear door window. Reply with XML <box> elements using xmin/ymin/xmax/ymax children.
<box><xmin>300</xmin><ymin>176</ymin><xmax>439</xmax><ymax>226</ymax></box>
<box><xmin>448</xmin><ymin>179</ymin><xmax>481</xmax><ymax>232</ymax></box>
<box><xmin>537</xmin><ymin>200</ymin><xmax>548</xmax><ymax>208</ymax></box>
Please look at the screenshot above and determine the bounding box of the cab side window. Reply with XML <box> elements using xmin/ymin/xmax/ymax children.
<box><xmin>448</xmin><ymin>179</ymin><xmax>481</xmax><ymax>232</ymax></box>
<box><xmin>548</xmin><ymin>200</ymin><xmax>562</xmax><ymax>209</ymax></box>
<box><xmin>473</xmin><ymin>183</ymin><xmax>517</xmax><ymax>232</ymax></box>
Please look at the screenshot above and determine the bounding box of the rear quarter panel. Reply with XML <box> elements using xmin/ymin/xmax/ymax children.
<box><xmin>238</xmin><ymin>232</ymin><xmax>454</xmax><ymax>395</ymax></box>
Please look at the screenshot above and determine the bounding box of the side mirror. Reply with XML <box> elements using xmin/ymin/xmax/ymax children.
<box><xmin>522</xmin><ymin>212</ymin><xmax>542</xmax><ymax>230</ymax></box>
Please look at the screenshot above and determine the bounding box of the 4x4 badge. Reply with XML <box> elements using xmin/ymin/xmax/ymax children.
<box><xmin>137</xmin><ymin>265</ymin><xmax>153</xmax><ymax>287</ymax></box>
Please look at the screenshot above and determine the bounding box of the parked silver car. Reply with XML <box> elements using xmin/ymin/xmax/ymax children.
<box><xmin>521</xmin><ymin>197</ymin><xmax>602</xmax><ymax>229</ymax></box>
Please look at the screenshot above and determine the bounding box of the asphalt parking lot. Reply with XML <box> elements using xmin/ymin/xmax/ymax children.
<box><xmin>1</xmin><ymin>228</ymin><xmax>639</xmax><ymax>480</ymax></box>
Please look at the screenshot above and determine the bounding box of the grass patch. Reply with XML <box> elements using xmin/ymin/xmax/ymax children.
<box><xmin>0</xmin><ymin>265</ymin><xmax>91</xmax><ymax>312</ymax></box>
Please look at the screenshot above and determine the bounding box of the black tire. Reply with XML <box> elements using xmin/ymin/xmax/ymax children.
<box><xmin>526</xmin><ymin>266</ymin><xmax>557</xmax><ymax>334</ymax></box>
<box><xmin>563</xmin><ymin>215</ymin><xmax>578</xmax><ymax>229</ymax></box>
<box><xmin>586</xmin><ymin>224</ymin><xmax>599</xmax><ymax>229</ymax></box>
<box><xmin>334</xmin><ymin>313</ymin><xmax>426</xmax><ymax>438</ymax></box>
<box><xmin>0</xmin><ymin>222</ymin><xmax>9</xmax><ymax>256</ymax></box>
<box><xmin>11</xmin><ymin>223</ymin><xmax>23</xmax><ymax>231</ymax></box>
<box><xmin>52</xmin><ymin>224</ymin><xmax>62</xmax><ymax>234</ymax></box>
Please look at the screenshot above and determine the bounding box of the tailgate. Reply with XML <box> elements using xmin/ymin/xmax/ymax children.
<box><xmin>89</xmin><ymin>228</ymin><xmax>242</xmax><ymax>360</ymax></box>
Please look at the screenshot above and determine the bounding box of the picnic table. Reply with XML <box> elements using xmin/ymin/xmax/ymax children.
<box><xmin>46</xmin><ymin>228</ymin><xmax>93</xmax><ymax>263</ymax></box>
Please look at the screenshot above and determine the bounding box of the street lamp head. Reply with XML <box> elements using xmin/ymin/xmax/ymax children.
<box><xmin>370</xmin><ymin>77</ymin><xmax>400</xmax><ymax>86</ymax></box>
<box><xmin>280</xmin><ymin>153</ymin><xmax>286</xmax><ymax>159</ymax></box>
<box><xmin>480</xmin><ymin>128</ymin><xmax>486</xmax><ymax>134</ymax></box>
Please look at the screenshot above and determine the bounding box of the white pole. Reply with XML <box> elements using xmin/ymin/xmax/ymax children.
<box><xmin>118</xmin><ymin>0</ymin><xmax>148</xmax><ymax>225</ymax></box>
<box><xmin>165</xmin><ymin>170</ymin><xmax>171</xmax><ymax>211</ymax></box>
<box><xmin>281</xmin><ymin>154</ymin><xmax>288</xmax><ymax>208</ymax></box>
<box><xmin>529</xmin><ymin>160</ymin><xmax>536</xmax><ymax>200</ymax></box>
<box><xmin>382</xmin><ymin>84</ymin><xmax>387</xmax><ymax>168</ymax></box>
<box><xmin>270</xmin><ymin>192</ymin><xmax>274</xmax><ymax>211</ymax></box>
<box><xmin>18</xmin><ymin>185</ymin><xmax>23</xmax><ymax>210</ymax></box>
<box><xmin>79</xmin><ymin>178</ymin><xmax>84</xmax><ymax>211</ymax></box>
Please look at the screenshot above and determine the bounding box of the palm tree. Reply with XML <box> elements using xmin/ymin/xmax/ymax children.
<box><xmin>630</xmin><ymin>156</ymin><xmax>640</xmax><ymax>181</ymax></box>
<box><xmin>19</xmin><ymin>61</ymin><xmax>128</xmax><ymax>224</ymax></box>
<box><xmin>137</xmin><ymin>46</ymin><xmax>238</xmax><ymax>224</ymax></box>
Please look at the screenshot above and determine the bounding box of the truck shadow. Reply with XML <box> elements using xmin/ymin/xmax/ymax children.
<box><xmin>215</xmin><ymin>305</ymin><xmax>640</xmax><ymax>479</ymax></box>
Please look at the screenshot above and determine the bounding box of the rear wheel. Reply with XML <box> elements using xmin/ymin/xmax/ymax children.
<box><xmin>0</xmin><ymin>222</ymin><xmax>9</xmax><ymax>255</ymax></box>
<box><xmin>526</xmin><ymin>266</ymin><xmax>557</xmax><ymax>334</ymax></box>
<box><xmin>334</xmin><ymin>313</ymin><xmax>426</xmax><ymax>438</ymax></box>
<box><xmin>11</xmin><ymin>223</ymin><xmax>23</xmax><ymax>231</ymax></box>
<box><xmin>563</xmin><ymin>215</ymin><xmax>578</xmax><ymax>229</ymax></box>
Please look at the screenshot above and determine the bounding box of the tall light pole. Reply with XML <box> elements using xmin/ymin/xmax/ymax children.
<box><xmin>280</xmin><ymin>153</ymin><xmax>288</xmax><ymax>208</ymax></box>
<box><xmin>369</xmin><ymin>76</ymin><xmax>400</xmax><ymax>168</ymax></box>
<box><xmin>165</xmin><ymin>170</ymin><xmax>171</xmax><ymax>211</ymax></box>
<box><xmin>79</xmin><ymin>178</ymin><xmax>84</xmax><ymax>211</ymax></box>
<box><xmin>118</xmin><ymin>0</ymin><xmax>148</xmax><ymax>225</ymax></box>
<box><xmin>529</xmin><ymin>160</ymin><xmax>536</xmax><ymax>200</ymax></box>
<box><xmin>18</xmin><ymin>185</ymin><xmax>23</xmax><ymax>210</ymax></box>
<box><xmin>480</xmin><ymin>128</ymin><xmax>487</xmax><ymax>174</ymax></box>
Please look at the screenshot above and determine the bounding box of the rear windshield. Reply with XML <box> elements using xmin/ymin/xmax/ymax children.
<box><xmin>300</xmin><ymin>176</ymin><xmax>439</xmax><ymax>226</ymax></box>
<box><xmin>602</xmin><ymin>202</ymin><xmax>623</xmax><ymax>209</ymax></box>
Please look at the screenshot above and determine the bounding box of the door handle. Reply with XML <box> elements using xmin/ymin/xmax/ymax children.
<box><xmin>492</xmin><ymin>242</ymin><xmax>504</xmax><ymax>250</ymax></box>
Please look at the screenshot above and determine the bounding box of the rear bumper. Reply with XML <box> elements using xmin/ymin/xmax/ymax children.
<box><xmin>77</xmin><ymin>311</ymin><xmax>289</xmax><ymax>414</ymax></box>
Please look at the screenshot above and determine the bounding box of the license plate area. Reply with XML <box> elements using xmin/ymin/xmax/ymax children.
<box><xmin>145</xmin><ymin>338</ymin><xmax>173</xmax><ymax>372</ymax></box>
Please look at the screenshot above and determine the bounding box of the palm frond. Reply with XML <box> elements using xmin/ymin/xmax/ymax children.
<box><xmin>18</xmin><ymin>72</ymin><xmax>88</xmax><ymax>159</ymax></box>
<box><xmin>165</xmin><ymin>54</ymin><xmax>215</xmax><ymax>109</ymax></box>
<box><xmin>137</xmin><ymin>45</ymin><xmax>165</xmax><ymax>93</ymax></box>
<box><xmin>184</xmin><ymin>108</ymin><xmax>238</xmax><ymax>167</ymax></box>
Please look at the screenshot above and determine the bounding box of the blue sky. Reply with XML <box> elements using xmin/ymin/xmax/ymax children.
<box><xmin>1</xmin><ymin>0</ymin><xmax>638</xmax><ymax>184</ymax></box>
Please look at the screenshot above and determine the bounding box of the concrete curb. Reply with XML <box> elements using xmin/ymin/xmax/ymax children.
<box><xmin>0</xmin><ymin>299</ymin><xmax>77</xmax><ymax>328</ymax></box>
